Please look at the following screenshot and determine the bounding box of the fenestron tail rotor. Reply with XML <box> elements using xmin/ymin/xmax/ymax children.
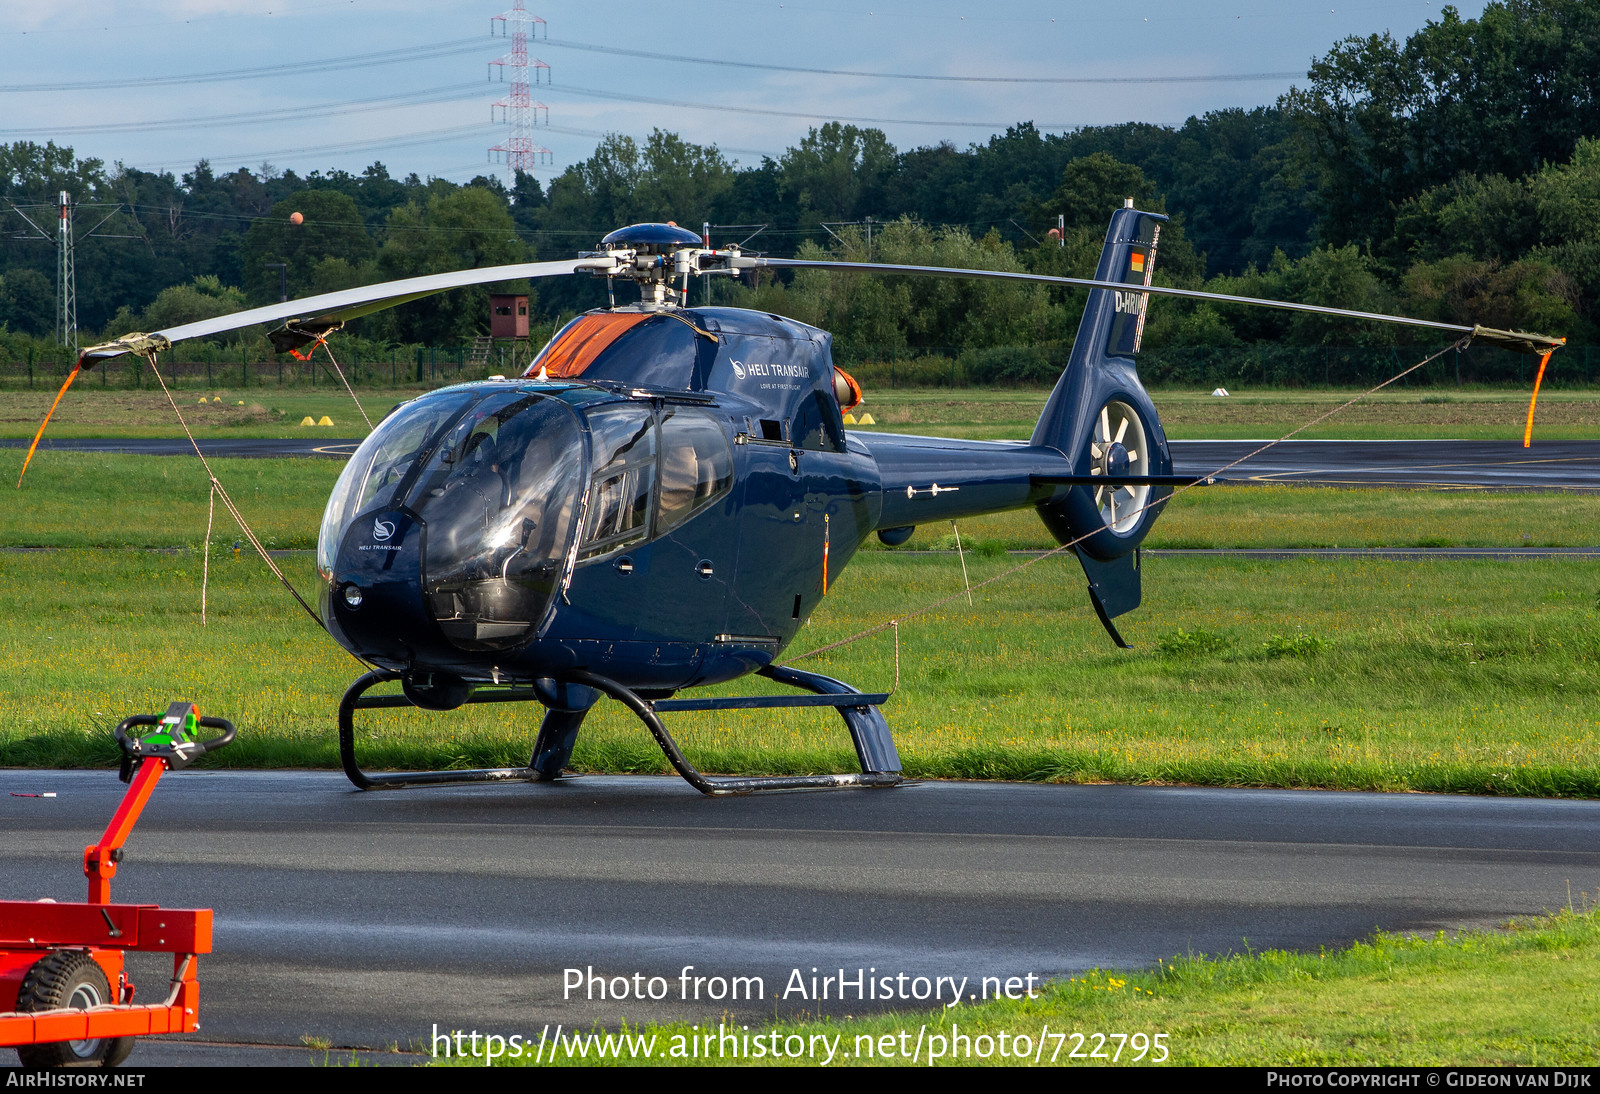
<box><xmin>1090</xmin><ymin>400</ymin><xmax>1149</xmax><ymax>535</ymax></box>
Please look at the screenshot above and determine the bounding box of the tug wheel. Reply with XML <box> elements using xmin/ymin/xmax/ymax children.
<box><xmin>14</xmin><ymin>951</ymin><xmax>135</xmax><ymax>1068</ymax></box>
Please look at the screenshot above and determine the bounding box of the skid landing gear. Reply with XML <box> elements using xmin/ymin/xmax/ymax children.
<box><xmin>337</xmin><ymin>667</ymin><xmax>903</xmax><ymax>796</ymax></box>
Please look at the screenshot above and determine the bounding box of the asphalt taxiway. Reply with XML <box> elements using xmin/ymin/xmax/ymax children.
<box><xmin>4</xmin><ymin>771</ymin><xmax>1598</xmax><ymax>1065</ymax></box>
<box><xmin>7</xmin><ymin>437</ymin><xmax>1597</xmax><ymax>491</ymax></box>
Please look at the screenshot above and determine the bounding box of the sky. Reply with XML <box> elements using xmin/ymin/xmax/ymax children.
<box><xmin>0</xmin><ymin>0</ymin><xmax>1488</xmax><ymax>185</ymax></box>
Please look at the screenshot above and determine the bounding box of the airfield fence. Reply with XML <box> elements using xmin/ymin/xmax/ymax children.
<box><xmin>0</xmin><ymin>343</ymin><xmax>1594</xmax><ymax>391</ymax></box>
<box><xmin>0</xmin><ymin>345</ymin><xmax>507</xmax><ymax>391</ymax></box>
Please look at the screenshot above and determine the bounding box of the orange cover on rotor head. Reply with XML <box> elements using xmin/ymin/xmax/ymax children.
<box><xmin>525</xmin><ymin>313</ymin><xmax>652</xmax><ymax>378</ymax></box>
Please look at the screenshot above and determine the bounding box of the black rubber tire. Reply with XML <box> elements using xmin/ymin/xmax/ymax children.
<box><xmin>13</xmin><ymin>951</ymin><xmax>136</xmax><ymax>1068</ymax></box>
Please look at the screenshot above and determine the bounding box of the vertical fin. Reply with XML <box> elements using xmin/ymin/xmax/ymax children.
<box><xmin>1031</xmin><ymin>205</ymin><xmax>1168</xmax><ymax>454</ymax></box>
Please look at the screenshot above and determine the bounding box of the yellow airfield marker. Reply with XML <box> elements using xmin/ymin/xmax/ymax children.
<box><xmin>317</xmin><ymin>416</ymin><xmax>334</xmax><ymax>426</ymax></box>
<box><xmin>858</xmin><ymin>413</ymin><xmax>876</xmax><ymax>425</ymax></box>
<box><xmin>842</xmin><ymin>413</ymin><xmax>857</xmax><ymax>424</ymax></box>
<box><xmin>299</xmin><ymin>416</ymin><xmax>316</xmax><ymax>427</ymax></box>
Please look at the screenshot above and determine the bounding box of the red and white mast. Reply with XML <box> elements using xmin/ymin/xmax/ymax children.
<box><xmin>488</xmin><ymin>2</ymin><xmax>552</xmax><ymax>178</ymax></box>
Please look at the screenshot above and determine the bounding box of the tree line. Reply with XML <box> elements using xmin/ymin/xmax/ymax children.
<box><xmin>1</xmin><ymin>0</ymin><xmax>1595</xmax><ymax>379</ymax></box>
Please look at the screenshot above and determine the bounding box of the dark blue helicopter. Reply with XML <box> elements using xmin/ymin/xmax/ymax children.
<box><xmin>59</xmin><ymin>206</ymin><xmax>1552</xmax><ymax>795</ymax></box>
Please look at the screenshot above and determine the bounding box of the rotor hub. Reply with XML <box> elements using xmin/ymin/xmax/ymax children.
<box><xmin>581</xmin><ymin>223</ymin><xmax>742</xmax><ymax>308</ymax></box>
<box><xmin>1101</xmin><ymin>441</ymin><xmax>1132</xmax><ymax>478</ymax></box>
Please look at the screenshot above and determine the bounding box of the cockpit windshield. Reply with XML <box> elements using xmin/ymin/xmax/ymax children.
<box><xmin>408</xmin><ymin>393</ymin><xmax>586</xmax><ymax>650</ymax></box>
<box><xmin>318</xmin><ymin>389</ymin><xmax>480</xmax><ymax>579</ymax></box>
<box><xmin>319</xmin><ymin>384</ymin><xmax>737</xmax><ymax>654</ymax></box>
<box><xmin>318</xmin><ymin>387</ymin><xmax>587</xmax><ymax>652</ymax></box>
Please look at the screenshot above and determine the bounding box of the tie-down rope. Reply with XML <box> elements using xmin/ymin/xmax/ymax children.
<box><xmin>780</xmin><ymin>336</ymin><xmax>1471</xmax><ymax>667</ymax></box>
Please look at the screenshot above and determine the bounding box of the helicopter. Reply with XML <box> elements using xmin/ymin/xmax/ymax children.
<box><xmin>50</xmin><ymin>206</ymin><xmax>1561</xmax><ymax>796</ymax></box>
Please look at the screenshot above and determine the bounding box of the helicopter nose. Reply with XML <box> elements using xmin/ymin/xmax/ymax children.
<box><xmin>328</xmin><ymin>510</ymin><xmax>430</xmax><ymax>666</ymax></box>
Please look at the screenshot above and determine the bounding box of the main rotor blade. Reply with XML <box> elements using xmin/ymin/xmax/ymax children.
<box><xmin>80</xmin><ymin>258</ymin><xmax>599</xmax><ymax>363</ymax></box>
<box><xmin>742</xmin><ymin>257</ymin><xmax>1565</xmax><ymax>354</ymax></box>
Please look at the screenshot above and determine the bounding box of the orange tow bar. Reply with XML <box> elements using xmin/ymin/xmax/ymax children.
<box><xmin>0</xmin><ymin>702</ymin><xmax>234</xmax><ymax>1067</ymax></box>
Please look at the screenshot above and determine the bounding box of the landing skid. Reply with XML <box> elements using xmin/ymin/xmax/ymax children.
<box><xmin>337</xmin><ymin>666</ymin><xmax>903</xmax><ymax>796</ymax></box>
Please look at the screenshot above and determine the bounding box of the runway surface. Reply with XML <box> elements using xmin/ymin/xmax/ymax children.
<box><xmin>5</xmin><ymin>771</ymin><xmax>1599</xmax><ymax>1065</ymax></box>
<box><xmin>6</xmin><ymin>437</ymin><xmax>1598</xmax><ymax>490</ymax></box>
<box><xmin>1172</xmin><ymin>439</ymin><xmax>1600</xmax><ymax>491</ymax></box>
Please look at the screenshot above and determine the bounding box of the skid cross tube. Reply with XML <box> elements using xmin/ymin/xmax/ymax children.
<box><xmin>337</xmin><ymin>667</ymin><xmax>903</xmax><ymax>796</ymax></box>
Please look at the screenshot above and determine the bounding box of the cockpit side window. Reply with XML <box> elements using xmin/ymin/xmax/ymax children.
<box><xmin>579</xmin><ymin>404</ymin><xmax>657</xmax><ymax>559</ymax></box>
<box><xmin>577</xmin><ymin>404</ymin><xmax>734</xmax><ymax>561</ymax></box>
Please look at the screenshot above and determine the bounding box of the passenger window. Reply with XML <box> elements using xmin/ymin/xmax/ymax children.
<box><xmin>656</xmin><ymin>408</ymin><xmax>734</xmax><ymax>535</ymax></box>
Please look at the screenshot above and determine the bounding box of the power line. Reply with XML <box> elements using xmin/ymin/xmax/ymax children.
<box><xmin>0</xmin><ymin>33</ymin><xmax>1300</xmax><ymax>95</ymax></box>
<box><xmin>0</xmin><ymin>83</ymin><xmax>487</xmax><ymax>138</ymax></box>
<box><xmin>0</xmin><ymin>37</ymin><xmax>489</xmax><ymax>93</ymax></box>
<box><xmin>108</xmin><ymin>118</ymin><xmax>774</xmax><ymax>176</ymax></box>
<box><xmin>558</xmin><ymin>83</ymin><xmax>1084</xmax><ymax>129</ymax></box>
<box><xmin>124</xmin><ymin>124</ymin><xmax>498</xmax><ymax>172</ymax></box>
<box><xmin>540</xmin><ymin>36</ymin><xmax>1303</xmax><ymax>85</ymax></box>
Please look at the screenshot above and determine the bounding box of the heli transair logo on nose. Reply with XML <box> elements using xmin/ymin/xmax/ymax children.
<box><xmin>360</xmin><ymin>518</ymin><xmax>403</xmax><ymax>552</ymax></box>
<box><xmin>729</xmin><ymin>359</ymin><xmax>808</xmax><ymax>380</ymax></box>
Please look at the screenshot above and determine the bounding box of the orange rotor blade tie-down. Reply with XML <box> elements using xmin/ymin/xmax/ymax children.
<box><xmin>1522</xmin><ymin>341</ymin><xmax>1565</xmax><ymax>449</ymax></box>
<box><xmin>16</xmin><ymin>358</ymin><xmax>84</xmax><ymax>489</ymax></box>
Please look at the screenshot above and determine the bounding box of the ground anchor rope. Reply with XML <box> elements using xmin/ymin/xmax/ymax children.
<box><xmin>141</xmin><ymin>350</ymin><xmax>365</xmax><ymax>662</ymax></box>
<box><xmin>293</xmin><ymin>336</ymin><xmax>373</xmax><ymax>432</ymax></box>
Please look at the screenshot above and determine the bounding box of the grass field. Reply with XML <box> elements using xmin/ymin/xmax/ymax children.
<box><xmin>2</xmin><ymin>547</ymin><xmax>1596</xmax><ymax>798</ymax></box>
<box><xmin>5</xmin><ymin>453</ymin><xmax>336</xmax><ymax>548</ymax></box>
<box><xmin>3</xmin><ymin>384</ymin><xmax>1597</xmax><ymax>441</ymax></box>
<box><xmin>446</xmin><ymin>907</ymin><xmax>1600</xmax><ymax>1066</ymax></box>
<box><xmin>2</xmin><ymin>413</ymin><xmax>1595</xmax><ymax>791</ymax></box>
<box><xmin>5</xmin><ymin>451</ymin><xmax>1597</xmax><ymax>551</ymax></box>
<box><xmin>0</xmin><ymin>387</ymin><xmax>402</xmax><ymax>440</ymax></box>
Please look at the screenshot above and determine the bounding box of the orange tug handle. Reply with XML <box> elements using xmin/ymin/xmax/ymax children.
<box><xmin>1523</xmin><ymin>345</ymin><xmax>1559</xmax><ymax>448</ymax></box>
<box><xmin>84</xmin><ymin>757</ymin><xmax>165</xmax><ymax>904</ymax></box>
<box><xmin>16</xmin><ymin>359</ymin><xmax>82</xmax><ymax>488</ymax></box>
